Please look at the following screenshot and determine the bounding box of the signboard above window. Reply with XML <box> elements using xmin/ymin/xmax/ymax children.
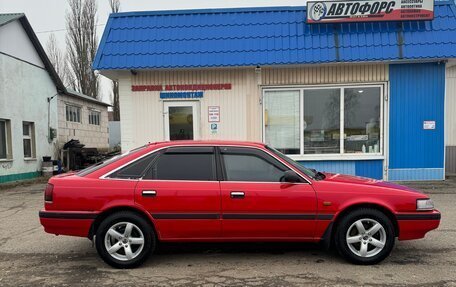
<box><xmin>306</xmin><ymin>0</ymin><xmax>434</xmax><ymax>23</ymax></box>
<box><xmin>160</xmin><ymin>91</ymin><xmax>204</xmax><ymax>99</ymax></box>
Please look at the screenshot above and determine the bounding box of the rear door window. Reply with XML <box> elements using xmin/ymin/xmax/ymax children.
<box><xmin>144</xmin><ymin>147</ymin><xmax>216</xmax><ymax>181</ymax></box>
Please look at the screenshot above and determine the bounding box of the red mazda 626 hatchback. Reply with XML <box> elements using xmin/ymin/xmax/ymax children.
<box><xmin>39</xmin><ymin>141</ymin><xmax>440</xmax><ymax>268</ymax></box>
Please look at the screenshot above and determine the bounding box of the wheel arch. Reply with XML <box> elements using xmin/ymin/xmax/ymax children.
<box><xmin>88</xmin><ymin>206</ymin><xmax>159</xmax><ymax>240</ymax></box>
<box><xmin>323</xmin><ymin>202</ymin><xmax>399</xmax><ymax>249</ymax></box>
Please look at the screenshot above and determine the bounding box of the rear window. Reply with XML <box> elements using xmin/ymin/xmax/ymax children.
<box><xmin>76</xmin><ymin>145</ymin><xmax>148</xmax><ymax>176</ymax></box>
<box><xmin>107</xmin><ymin>152</ymin><xmax>159</xmax><ymax>179</ymax></box>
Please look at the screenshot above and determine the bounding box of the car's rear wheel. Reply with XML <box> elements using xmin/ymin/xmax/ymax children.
<box><xmin>335</xmin><ymin>208</ymin><xmax>395</xmax><ymax>265</ymax></box>
<box><xmin>95</xmin><ymin>211</ymin><xmax>155</xmax><ymax>268</ymax></box>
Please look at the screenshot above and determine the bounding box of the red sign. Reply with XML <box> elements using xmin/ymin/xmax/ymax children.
<box><xmin>132</xmin><ymin>83</ymin><xmax>232</xmax><ymax>92</ymax></box>
<box><xmin>307</xmin><ymin>0</ymin><xmax>434</xmax><ymax>23</ymax></box>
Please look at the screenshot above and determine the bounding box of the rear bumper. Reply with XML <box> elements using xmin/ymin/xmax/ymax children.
<box><xmin>39</xmin><ymin>210</ymin><xmax>97</xmax><ymax>238</ymax></box>
<box><xmin>396</xmin><ymin>210</ymin><xmax>441</xmax><ymax>240</ymax></box>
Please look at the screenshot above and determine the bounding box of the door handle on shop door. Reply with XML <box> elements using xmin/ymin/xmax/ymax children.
<box><xmin>230</xmin><ymin>191</ymin><xmax>245</xmax><ymax>199</ymax></box>
<box><xmin>142</xmin><ymin>190</ymin><xmax>157</xmax><ymax>197</ymax></box>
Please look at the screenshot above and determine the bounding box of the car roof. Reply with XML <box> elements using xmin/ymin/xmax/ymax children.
<box><xmin>147</xmin><ymin>140</ymin><xmax>266</xmax><ymax>149</ymax></box>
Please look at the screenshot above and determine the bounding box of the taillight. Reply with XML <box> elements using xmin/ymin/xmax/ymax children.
<box><xmin>45</xmin><ymin>183</ymin><xmax>54</xmax><ymax>202</ymax></box>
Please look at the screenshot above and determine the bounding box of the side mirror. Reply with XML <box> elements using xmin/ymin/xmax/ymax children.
<box><xmin>281</xmin><ymin>170</ymin><xmax>302</xmax><ymax>183</ymax></box>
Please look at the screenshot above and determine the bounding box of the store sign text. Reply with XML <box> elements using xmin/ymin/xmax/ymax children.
<box><xmin>132</xmin><ymin>83</ymin><xmax>232</xmax><ymax>92</ymax></box>
<box><xmin>160</xmin><ymin>91</ymin><xmax>204</xmax><ymax>99</ymax></box>
<box><xmin>307</xmin><ymin>0</ymin><xmax>434</xmax><ymax>23</ymax></box>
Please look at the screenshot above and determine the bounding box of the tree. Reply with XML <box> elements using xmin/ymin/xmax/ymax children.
<box><xmin>65</xmin><ymin>0</ymin><xmax>99</xmax><ymax>99</ymax></box>
<box><xmin>109</xmin><ymin>0</ymin><xmax>121</xmax><ymax>120</ymax></box>
<box><xmin>46</xmin><ymin>34</ymin><xmax>72</xmax><ymax>88</ymax></box>
<box><xmin>109</xmin><ymin>0</ymin><xmax>120</xmax><ymax>13</ymax></box>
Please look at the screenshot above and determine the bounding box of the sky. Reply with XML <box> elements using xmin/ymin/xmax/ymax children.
<box><xmin>0</xmin><ymin>0</ymin><xmax>306</xmax><ymax>103</ymax></box>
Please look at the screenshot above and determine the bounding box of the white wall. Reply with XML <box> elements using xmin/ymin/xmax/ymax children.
<box><xmin>108</xmin><ymin>121</ymin><xmax>121</xmax><ymax>150</ymax></box>
<box><xmin>445</xmin><ymin>64</ymin><xmax>456</xmax><ymax>173</ymax></box>
<box><xmin>0</xmin><ymin>52</ymin><xmax>57</xmax><ymax>178</ymax></box>
<box><xmin>446</xmin><ymin>65</ymin><xmax>456</xmax><ymax>146</ymax></box>
<box><xmin>0</xmin><ymin>20</ymin><xmax>44</xmax><ymax>68</ymax></box>
<box><xmin>114</xmin><ymin>64</ymin><xmax>388</xmax><ymax>152</ymax></box>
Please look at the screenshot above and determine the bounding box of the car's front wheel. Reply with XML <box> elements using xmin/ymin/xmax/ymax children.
<box><xmin>95</xmin><ymin>211</ymin><xmax>155</xmax><ymax>268</ymax></box>
<box><xmin>335</xmin><ymin>208</ymin><xmax>395</xmax><ymax>265</ymax></box>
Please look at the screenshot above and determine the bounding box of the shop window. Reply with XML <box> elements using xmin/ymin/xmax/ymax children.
<box><xmin>89</xmin><ymin>110</ymin><xmax>101</xmax><ymax>125</ymax></box>
<box><xmin>263</xmin><ymin>85</ymin><xmax>383</xmax><ymax>158</ymax></box>
<box><xmin>264</xmin><ymin>90</ymin><xmax>300</xmax><ymax>154</ymax></box>
<box><xmin>66</xmin><ymin>105</ymin><xmax>81</xmax><ymax>123</ymax></box>
<box><xmin>344</xmin><ymin>87</ymin><xmax>381</xmax><ymax>154</ymax></box>
<box><xmin>304</xmin><ymin>89</ymin><xmax>340</xmax><ymax>154</ymax></box>
<box><xmin>22</xmin><ymin>122</ymin><xmax>35</xmax><ymax>159</ymax></box>
<box><xmin>0</xmin><ymin>119</ymin><xmax>12</xmax><ymax>160</ymax></box>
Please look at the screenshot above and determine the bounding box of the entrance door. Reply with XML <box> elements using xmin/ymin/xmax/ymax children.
<box><xmin>164</xmin><ymin>102</ymin><xmax>199</xmax><ymax>140</ymax></box>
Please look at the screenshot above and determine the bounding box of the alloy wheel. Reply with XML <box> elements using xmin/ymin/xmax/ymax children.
<box><xmin>104</xmin><ymin>222</ymin><xmax>145</xmax><ymax>261</ymax></box>
<box><xmin>346</xmin><ymin>218</ymin><xmax>386</xmax><ymax>258</ymax></box>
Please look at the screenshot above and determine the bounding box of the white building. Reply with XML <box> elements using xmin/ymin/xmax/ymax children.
<box><xmin>0</xmin><ymin>13</ymin><xmax>61</xmax><ymax>183</ymax></box>
<box><xmin>446</xmin><ymin>62</ymin><xmax>456</xmax><ymax>174</ymax></box>
<box><xmin>0</xmin><ymin>13</ymin><xmax>109</xmax><ymax>183</ymax></box>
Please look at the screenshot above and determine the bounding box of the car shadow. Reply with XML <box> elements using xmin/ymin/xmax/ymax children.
<box><xmin>146</xmin><ymin>241</ymin><xmax>345</xmax><ymax>267</ymax></box>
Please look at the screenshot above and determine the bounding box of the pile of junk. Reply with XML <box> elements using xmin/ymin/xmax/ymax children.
<box><xmin>42</xmin><ymin>139</ymin><xmax>120</xmax><ymax>176</ymax></box>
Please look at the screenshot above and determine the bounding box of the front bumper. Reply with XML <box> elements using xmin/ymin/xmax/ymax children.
<box><xmin>396</xmin><ymin>210</ymin><xmax>441</xmax><ymax>240</ymax></box>
<box><xmin>39</xmin><ymin>210</ymin><xmax>98</xmax><ymax>238</ymax></box>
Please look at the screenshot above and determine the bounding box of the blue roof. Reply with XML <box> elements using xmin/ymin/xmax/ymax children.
<box><xmin>94</xmin><ymin>2</ymin><xmax>456</xmax><ymax>70</ymax></box>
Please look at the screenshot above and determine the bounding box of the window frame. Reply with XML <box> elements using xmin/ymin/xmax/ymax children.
<box><xmin>65</xmin><ymin>104</ymin><xmax>82</xmax><ymax>123</ymax></box>
<box><xmin>262</xmin><ymin>83</ymin><xmax>385</xmax><ymax>161</ymax></box>
<box><xmin>218</xmin><ymin>146</ymin><xmax>294</xmax><ymax>183</ymax></box>
<box><xmin>144</xmin><ymin>146</ymin><xmax>218</xmax><ymax>182</ymax></box>
<box><xmin>107</xmin><ymin>152</ymin><xmax>160</xmax><ymax>180</ymax></box>
<box><xmin>22</xmin><ymin>121</ymin><xmax>35</xmax><ymax>159</ymax></box>
<box><xmin>99</xmin><ymin>145</ymin><xmax>312</xmax><ymax>184</ymax></box>
<box><xmin>88</xmin><ymin>109</ymin><xmax>101</xmax><ymax>125</ymax></box>
<box><xmin>0</xmin><ymin>119</ymin><xmax>12</xmax><ymax>160</ymax></box>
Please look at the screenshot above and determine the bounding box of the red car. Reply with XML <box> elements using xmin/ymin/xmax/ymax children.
<box><xmin>39</xmin><ymin>141</ymin><xmax>440</xmax><ymax>268</ymax></box>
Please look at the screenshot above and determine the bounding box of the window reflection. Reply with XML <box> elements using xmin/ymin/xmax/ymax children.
<box><xmin>344</xmin><ymin>87</ymin><xmax>381</xmax><ymax>154</ymax></box>
<box><xmin>304</xmin><ymin>89</ymin><xmax>340</xmax><ymax>154</ymax></box>
<box><xmin>263</xmin><ymin>86</ymin><xmax>382</xmax><ymax>156</ymax></box>
<box><xmin>264</xmin><ymin>90</ymin><xmax>300</xmax><ymax>154</ymax></box>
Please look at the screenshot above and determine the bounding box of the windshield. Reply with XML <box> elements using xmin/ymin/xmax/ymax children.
<box><xmin>266</xmin><ymin>146</ymin><xmax>318</xmax><ymax>179</ymax></box>
<box><xmin>76</xmin><ymin>145</ymin><xmax>148</xmax><ymax>176</ymax></box>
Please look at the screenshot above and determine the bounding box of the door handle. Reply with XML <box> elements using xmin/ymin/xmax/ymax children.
<box><xmin>230</xmin><ymin>191</ymin><xmax>245</xmax><ymax>199</ymax></box>
<box><xmin>142</xmin><ymin>190</ymin><xmax>157</xmax><ymax>197</ymax></box>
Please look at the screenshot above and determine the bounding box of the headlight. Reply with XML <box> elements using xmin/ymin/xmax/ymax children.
<box><xmin>417</xmin><ymin>199</ymin><xmax>434</xmax><ymax>211</ymax></box>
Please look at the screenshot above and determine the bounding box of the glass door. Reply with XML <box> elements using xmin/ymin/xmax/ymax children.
<box><xmin>164</xmin><ymin>101</ymin><xmax>200</xmax><ymax>141</ymax></box>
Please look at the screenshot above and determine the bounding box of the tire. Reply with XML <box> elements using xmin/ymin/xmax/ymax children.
<box><xmin>334</xmin><ymin>208</ymin><xmax>395</xmax><ymax>265</ymax></box>
<box><xmin>95</xmin><ymin>211</ymin><xmax>156</xmax><ymax>268</ymax></box>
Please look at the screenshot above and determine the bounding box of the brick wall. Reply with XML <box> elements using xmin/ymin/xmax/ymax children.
<box><xmin>57</xmin><ymin>94</ymin><xmax>109</xmax><ymax>151</ymax></box>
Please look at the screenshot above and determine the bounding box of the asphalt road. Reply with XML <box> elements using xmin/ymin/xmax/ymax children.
<box><xmin>0</xmin><ymin>178</ymin><xmax>455</xmax><ymax>286</ymax></box>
